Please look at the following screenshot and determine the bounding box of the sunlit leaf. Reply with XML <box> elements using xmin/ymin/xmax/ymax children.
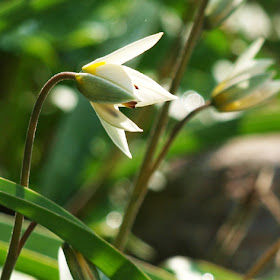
<box><xmin>0</xmin><ymin>240</ymin><xmax>59</xmax><ymax>280</ymax></box>
<box><xmin>0</xmin><ymin>177</ymin><xmax>150</xmax><ymax>280</ymax></box>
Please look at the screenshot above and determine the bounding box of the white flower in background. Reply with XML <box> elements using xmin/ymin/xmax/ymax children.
<box><xmin>211</xmin><ymin>38</ymin><xmax>280</xmax><ymax>112</ymax></box>
<box><xmin>58</xmin><ymin>248</ymin><xmax>74</xmax><ymax>280</ymax></box>
<box><xmin>75</xmin><ymin>33</ymin><xmax>177</xmax><ymax>158</ymax></box>
<box><xmin>206</xmin><ymin>0</ymin><xmax>245</xmax><ymax>28</ymax></box>
<box><xmin>223</xmin><ymin>2</ymin><xmax>271</xmax><ymax>40</ymax></box>
<box><xmin>0</xmin><ymin>269</ymin><xmax>36</xmax><ymax>280</ymax></box>
<box><xmin>169</xmin><ymin>91</ymin><xmax>205</xmax><ymax>121</ymax></box>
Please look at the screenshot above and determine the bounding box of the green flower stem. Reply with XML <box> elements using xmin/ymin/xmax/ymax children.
<box><xmin>114</xmin><ymin>0</ymin><xmax>209</xmax><ymax>251</ymax></box>
<box><xmin>149</xmin><ymin>101</ymin><xmax>212</xmax><ymax>177</ymax></box>
<box><xmin>114</xmin><ymin>102</ymin><xmax>211</xmax><ymax>251</ymax></box>
<box><xmin>1</xmin><ymin>72</ymin><xmax>77</xmax><ymax>280</ymax></box>
<box><xmin>243</xmin><ymin>238</ymin><xmax>280</xmax><ymax>280</ymax></box>
<box><xmin>17</xmin><ymin>220</ymin><xmax>37</xmax><ymax>254</ymax></box>
<box><xmin>168</xmin><ymin>0</ymin><xmax>209</xmax><ymax>96</ymax></box>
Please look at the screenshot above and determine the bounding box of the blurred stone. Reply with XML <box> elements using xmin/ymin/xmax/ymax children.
<box><xmin>134</xmin><ymin>133</ymin><xmax>280</xmax><ymax>273</ymax></box>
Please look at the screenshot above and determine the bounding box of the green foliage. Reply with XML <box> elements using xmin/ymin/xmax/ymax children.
<box><xmin>0</xmin><ymin>0</ymin><xmax>280</xmax><ymax>279</ymax></box>
<box><xmin>0</xmin><ymin>214</ymin><xmax>60</xmax><ymax>279</ymax></box>
<box><xmin>0</xmin><ymin>177</ymin><xmax>150</xmax><ymax>280</ymax></box>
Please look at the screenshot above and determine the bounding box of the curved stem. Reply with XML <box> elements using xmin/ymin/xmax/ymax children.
<box><xmin>17</xmin><ymin>221</ymin><xmax>37</xmax><ymax>255</ymax></box>
<box><xmin>243</xmin><ymin>238</ymin><xmax>280</xmax><ymax>280</ymax></box>
<box><xmin>1</xmin><ymin>72</ymin><xmax>76</xmax><ymax>280</ymax></box>
<box><xmin>168</xmin><ymin>0</ymin><xmax>209</xmax><ymax>95</ymax></box>
<box><xmin>20</xmin><ymin>72</ymin><xmax>77</xmax><ymax>187</ymax></box>
<box><xmin>149</xmin><ymin>101</ymin><xmax>211</xmax><ymax>176</ymax></box>
<box><xmin>114</xmin><ymin>0</ymin><xmax>209</xmax><ymax>251</ymax></box>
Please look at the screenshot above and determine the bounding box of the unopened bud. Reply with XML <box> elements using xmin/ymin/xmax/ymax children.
<box><xmin>75</xmin><ymin>73</ymin><xmax>134</xmax><ymax>104</ymax></box>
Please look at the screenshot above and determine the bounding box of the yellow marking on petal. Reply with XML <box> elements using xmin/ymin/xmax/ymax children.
<box><xmin>75</xmin><ymin>74</ymin><xmax>82</xmax><ymax>83</ymax></box>
<box><xmin>82</xmin><ymin>61</ymin><xmax>106</xmax><ymax>75</ymax></box>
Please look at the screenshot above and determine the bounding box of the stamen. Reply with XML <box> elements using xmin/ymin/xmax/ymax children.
<box><xmin>123</xmin><ymin>101</ymin><xmax>137</xmax><ymax>109</ymax></box>
<box><xmin>134</xmin><ymin>85</ymin><xmax>139</xmax><ymax>90</ymax></box>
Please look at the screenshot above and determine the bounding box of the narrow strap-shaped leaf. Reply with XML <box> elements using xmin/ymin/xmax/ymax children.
<box><xmin>0</xmin><ymin>177</ymin><xmax>150</xmax><ymax>280</ymax></box>
<box><xmin>0</xmin><ymin>240</ymin><xmax>59</xmax><ymax>280</ymax></box>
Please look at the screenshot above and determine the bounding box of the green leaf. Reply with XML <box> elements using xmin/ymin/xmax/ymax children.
<box><xmin>0</xmin><ymin>213</ymin><xmax>61</xmax><ymax>259</ymax></box>
<box><xmin>197</xmin><ymin>259</ymin><xmax>242</xmax><ymax>280</ymax></box>
<box><xmin>0</xmin><ymin>240</ymin><xmax>59</xmax><ymax>280</ymax></box>
<box><xmin>134</xmin><ymin>259</ymin><xmax>177</xmax><ymax>280</ymax></box>
<box><xmin>0</xmin><ymin>213</ymin><xmax>61</xmax><ymax>279</ymax></box>
<box><xmin>0</xmin><ymin>177</ymin><xmax>150</xmax><ymax>280</ymax></box>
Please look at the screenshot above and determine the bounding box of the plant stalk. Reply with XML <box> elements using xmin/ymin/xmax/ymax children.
<box><xmin>114</xmin><ymin>0</ymin><xmax>209</xmax><ymax>251</ymax></box>
<box><xmin>243</xmin><ymin>238</ymin><xmax>280</xmax><ymax>280</ymax></box>
<box><xmin>149</xmin><ymin>101</ymin><xmax>211</xmax><ymax>176</ymax></box>
<box><xmin>1</xmin><ymin>72</ymin><xmax>76</xmax><ymax>280</ymax></box>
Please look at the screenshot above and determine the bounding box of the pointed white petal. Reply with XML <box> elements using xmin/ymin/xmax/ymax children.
<box><xmin>84</xmin><ymin>32</ymin><xmax>163</xmax><ymax>66</ymax></box>
<box><xmin>229</xmin><ymin>38</ymin><xmax>264</xmax><ymax>78</ymax></box>
<box><xmin>215</xmin><ymin>59</ymin><xmax>274</xmax><ymax>95</ymax></box>
<box><xmin>99</xmin><ymin>116</ymin><xmax>132</xmax><ymax>158</ymax></box>
<box><xmin>122</xmin><ymin>66</ymin><xmax>177</xmax><ymax>107</ymax></box>
<box><xmin>93</xmin><ymin>64</ymin><xmax>136</xmax><ymax>96</ymax></box>
<box><xmin>91</xmin><ymin>103</ymin><xmax>142</xmax><ymax>132</ymax></box>
<box><xmin>226</xmin><ymin>58</ymin><xmax>273</xmax><ymax>81</ymax></box>
<box><xmin>58</xmin><ymin>248</ymin><xmax>74</xmax><ymax>280</ymax></box>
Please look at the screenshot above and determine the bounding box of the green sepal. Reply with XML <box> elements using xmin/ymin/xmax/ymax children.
<box><xmin>75</xmin><ymin>73</ymin><xmax>134</xmax><ymax>104</ymax></box>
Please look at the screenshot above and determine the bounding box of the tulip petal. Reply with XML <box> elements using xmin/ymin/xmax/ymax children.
<box><xmin>83</xmin><ymin>32</ymin><xmax>163</xmax><ymax>66</ymax></box>
<box><xmin>58</xmin><ymin>248</ymin><xmax>74</xmax><ymax>280</ymax></box>
<box><xmin>122</xmin><ymin>66</ymin><xmax>177</xmax><ymax>107</ymax></box>
<box><xmin>93</xmin><ymin>64</ymin><xmax>135</xmax><ymax>96</ymax></box>
<box><xmin>98</xmin><ymin>116</ymin><xmax>132</xmax><ymax>158</ymax></box>
<box><xmin>229</xmin><ymin>38</ymin><xmax>264</xmax><ymax>78</ymax></box>
<box><xmin>91</xmin><ymin>103</ymin><xmax>142</xmax><ymax>132</ymax></box>
<box><xmin>75</xmin><ymin>73</ymin><xmax>135</xmax><ymax>104</ymax></box>
<box><xmin>225</xmin><ymin>58</ymin><xmax>273</xmax><ymax>83</ymax></box>
<box><xmin>213</xmin><ymin>59</ymin><xmax>274</xmax><ymax>97</ymax></box>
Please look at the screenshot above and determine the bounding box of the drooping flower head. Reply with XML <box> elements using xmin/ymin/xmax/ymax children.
<box><xmin>75</xmin><ymin>33</ymin><xmax>177</xmax><ymax>158</ymax></box>
<box><xmin>211</xmin><ymin>38</ymin><xmax>280</xmax><ymax>112</ymax></box>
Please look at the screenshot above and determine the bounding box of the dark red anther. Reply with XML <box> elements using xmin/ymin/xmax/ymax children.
<box><xmin>123</xmin><ymin>101</ymin><xmax>137</xmax><ymax>109</ymax></box>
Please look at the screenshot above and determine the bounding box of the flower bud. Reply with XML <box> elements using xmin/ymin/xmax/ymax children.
<box><xmin>75</xmin><ymin>73</ymin><xmax>134</xmax><ymax>104</ymax></box>
<box><xmin>211</xmin><ymin>38</ymin><xmax>280</xmax><ymax>112</ymax></box>
<box><xmin>212</xmin><ymin>72</ymin><xmax>280</xmax><ymax>112</ymax></box>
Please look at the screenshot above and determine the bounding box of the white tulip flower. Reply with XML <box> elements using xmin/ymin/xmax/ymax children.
<box><xmin>211</xmin><ymin>38</ymin><xmax>280</xmax><ymax>112</ymax></box>
<box><xmin>58</xmin><ymin>248</ymin><xmax>74</xmax><ymax>280</ymax></box>
<box><xmin>75</xmin><ymin>33</ymin><xmax>177</xmax><ymax>158</ymax></box>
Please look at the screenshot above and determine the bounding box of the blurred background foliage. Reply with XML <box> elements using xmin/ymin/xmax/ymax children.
<box><xmin>1</xmin><ymin>0</ymin><xmax>280</xmax><ymax>279</ymax></box>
